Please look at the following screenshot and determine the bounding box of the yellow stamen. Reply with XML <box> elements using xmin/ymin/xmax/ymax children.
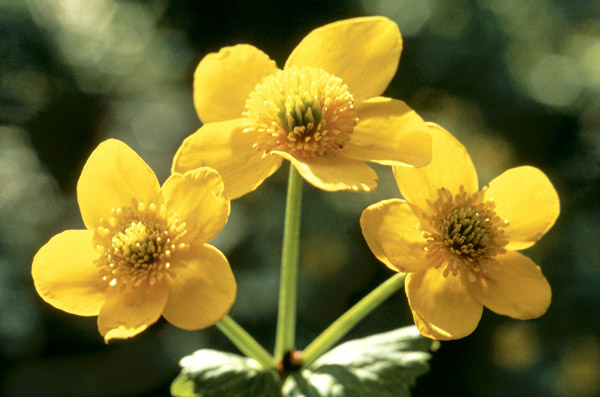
<box><xmin>421</xmin><ymin>186</ymin><xmax>509</xmax><ymax>281</ymax></box>
<box><xmin>93</xmin><ymin>199</ymin><xmax>189</xmax><ymax>288</ymax></box>
<box><xmin>243</xmin><ymin>66</ymin><xmax>358</xmax><ymax>159</ymax></box>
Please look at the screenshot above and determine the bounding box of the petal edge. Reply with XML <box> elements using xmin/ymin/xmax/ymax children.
<box><xmin>485</xmin><ymin>166</ymin><xmax>560</xmax><ymax>250</ymax></box>
<box><xmin>194</xmin><ymin>44</ymin><xmax>278</xmax><ymax>123</ymax></box>
<box><xmin>393</xmin><ymin>123</ymin><xmax>478</xmax><ymax>208</ymax></box>
<box><xmin>406</xmin><ymin>267</ymin><xmax>483</xmax><ymax>340</ymax></box>
<box><xmin>172</xmin><ymin>119</ymin><xmax>283</xmax><ymax>199</ymax></box>
<box><xmin>344</xmin><ymin>97</ymin><xmax>432</xmax><ymax>167</ymax></box>
<box><xmin>162</xmin><ymin>168</ymin><xmax>230</xmax><ymax>244</ymax></box>
<box><xmin>469</xmin><ymin>251</ymin><xmax>551</xmax><ymax>319</ymax></box>
<box><xmin>32</xmin><ymin>230</ymin><xmax>106</xmax><ymax>316</ymax></box>
<box><xmin>285</xmin><ymin>16</ymin><xmax>402</xmax><ymax>101</ymax></box>
<box><xmin>275</xmin><ymin>151</ymin><xmax>377</xmax><ymax>192</ymax></box>
<box><xmin>360</xmin><ymin>199</ymin><xmax>431</xmax><ymax>273</ymax></box>
<box><xmin>77</xmin><ymin>139</ymin><xmax>161</xmax><ymax>231</ymax></box>
<box><xmin>163</xmin><ymin>244</ymin><xmax>236</xmax><ymax>330</ymax></box>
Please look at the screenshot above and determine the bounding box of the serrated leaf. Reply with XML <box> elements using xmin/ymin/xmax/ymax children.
<box><xmin>171</xmin><ymin>349</ymin><xmax>282</xmax><ymax>397</ymax></box>
<box><xmin>283</xmin><ymin>326</ymin><xmax>438</xmax><ymax>397</ymax></box>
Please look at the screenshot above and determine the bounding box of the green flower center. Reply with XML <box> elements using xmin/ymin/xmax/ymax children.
<box><xmin>94</xmin><ymin>200</ymin><xmax>189</xmax><ymax>287</ymax></box>
<box><xmin>277</xmin><ymin>88</ymin><xmax>323</xmax><ymax>136</ymax></box>
<box><xmin>243</xmin><ymin>66</ymin><xmax>358</xmax><ymax>159</ymax></box>
<box><xmin>422</xmin><ymin>187</ymin><xmax>509</xmax><ymax>281</ymax></box>
<box><xmin>111</xmin><ymin>221</ymin><xmax>164</xmax><ymax>268</ymax></box>
<box><xmin>444</xmin><ymin>206</ymin><xmax>493</xmax><ymax>257</ymax></box>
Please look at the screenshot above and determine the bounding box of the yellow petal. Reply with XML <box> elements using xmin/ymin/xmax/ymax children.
<box><xmin>172</xmin><ymin>119</ymin><xmax>283</xmax><ymax>199</ymax></box>
<box><xmin>32</xmin><ymin>230</ymin><xmax>106</xmax><ymax>316</ymax></box>
<box><xmin>393</xmin><ymin>123</ymin><xmax>478</xmax><ymax>208</ymax></box>
<box><xmin>406</xmin><ymin>266</ymin><xmax>483</xmax><ymax>340</ymax></box>
<box><xmin>193</xmin><ymin>44</ymin><xmax>278</xmax><ymax>123</ymax></box>
<box><xmin>163</xmin><ymin>244</ymin><xmax>236</xmax><ymax>330</ymax></box>
<box><xmin>469</xmin><ymin>251</ymin><xmax>551</xmax><ymax>319</ymax></box>
<box><xmin>162</xmin><ymin>168</ymin><xmax>230</xmax><ymax>244</ymax></box>
<box><xmin>274</xmin><ymin>150</ymin><xmax>377</xmax><ymax>192</ymax></box>
<box><xmin>485</xmin><ymin>166</ymin><xmax>560</xmax><ymax>250</ymax></box>
<box><xmin>343</xmin><ymin>97</ymin><xmax>432</xmax><ymax>167</ymax></box>
<box><xmin>103</xmin><ymin>324</ymin><xmax>148</xmax><ymax>343</ymax></box>
<box><xmin>77</xmin><ymin>139</ymin><xmax>161</xmax><ymax>231</ymax></box>
<box><xmin>360</xmin><ymin>199</ymin><xmax>431</xmax><ymax>273</ymax></box>
<box><xmin>285</xmin><ymin>16</ymin><xmax>402</xmax><ymax>101</ymax></box>
<box><xmin>98</xmin><ymin>278</ymin><xmax>169</xmax><ymax>342</ymax></box>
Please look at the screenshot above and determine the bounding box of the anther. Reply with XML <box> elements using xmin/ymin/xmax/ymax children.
<box><xmin>243</xmin><ymin>66</ymin><xmax>357</xmax><ymax>159</ymax></box>
<box><xmin>422</xmin><ymin>186</ymin><xmax>509</xmax><ymax>281</ymax></box>
<box><xmin>94</xmin><ymin>202</ymin><xmax>189</xmax><ymax>288</ymax></box>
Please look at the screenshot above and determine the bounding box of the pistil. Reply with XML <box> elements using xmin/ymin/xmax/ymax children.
<box><xmin>243</xmin><ymin>66</ymin><xmax>358</xmax><ymax>159</ymax></box>
<box><xmin>422</xmin><ymin>186</ymin><xmax>509</xmax><ymax>281</ymax></box>
<box><xmin>94</xmin><ymin>198</ymin><xmax>189</xmax><ymax>288</ymax></box>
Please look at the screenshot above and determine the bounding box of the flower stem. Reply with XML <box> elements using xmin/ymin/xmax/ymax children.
<box><xmin>274</xmin><ymin>165</ymin><xmax>303</xmax><ymax>360</ymax></box>
<box><xmin>216</xmin><ymin>314</ymin><xmax>275</xmax><ymax>369</ymax></box>
<box><xmin>301</xmin><ymin>272</ymin><xmax>407</xmax><ymax>367</ymax></box>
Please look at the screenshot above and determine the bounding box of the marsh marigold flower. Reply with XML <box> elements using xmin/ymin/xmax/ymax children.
<box><xmin>32</xmin><ymin>140</ymin><xmax>236</xmax><ymax>342</ymax></box>
<box><xmin>172</xmin><ymin>16</ymin><xmax>432</xmax><ymax>198</ymax></box>
<box><xmin>360</xmin><ymin>124</ymin><xmax>560</xmax><ymax>340</ymax></box>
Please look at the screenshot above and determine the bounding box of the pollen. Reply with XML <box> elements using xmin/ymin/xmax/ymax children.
<box><xmin>421</xmin><ymin>186</ymin><xmax>509</xmax><ymax>282</ymax></box>
<box><xmin>94</xmin><ymin>198</ymin><xmax>189</xmax><ymax>288</ymax></box>
<box><xmin>242</xmin><ymin>66</ymin><xmax>358</xmax><ymax>159</ymax></box>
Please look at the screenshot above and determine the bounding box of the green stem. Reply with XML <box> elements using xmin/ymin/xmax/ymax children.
<box><xmin>301</xmin><ymin>272</ymin><xmax>407</xmax><ymax>367</ymax></box>
<box><xmin>216</xmin><ymin>315</ymin><xmax>275</xmax><ymax>369</ymax></box>
<box><xmin>274</xmin><ymin>165</ymin><xmax>303</xmax><ymax>360</ymax></box>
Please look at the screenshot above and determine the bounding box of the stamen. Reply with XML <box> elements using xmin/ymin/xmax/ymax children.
<box><xmin>93</xmin><ymin>201</ymin><xmax>188</xmax><ymax>288</ymax></box>
<box><xmin>421</xmin><ymin>186</ymin><xmax>509</xmax><ymax>281</ymax></box>
<box><xmin>243</xmin><ymin>66</ymin><xmax>358</xmax><ymax>159</ymax></box>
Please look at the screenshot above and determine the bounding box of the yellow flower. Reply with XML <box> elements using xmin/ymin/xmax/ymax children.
<box><xmin>360</xmin><ymin>123</ymin><xmax>560</xmax><ymax>340</ymax></box>
<box><xmin>32</xmin><ymin>140</ymin><xmax>236</xmax><ymax>342</ymax></box>
<box><xmin>172</xmin><ymin>16</ymin><xmax>432</xmax><ymax>199</ymax></box>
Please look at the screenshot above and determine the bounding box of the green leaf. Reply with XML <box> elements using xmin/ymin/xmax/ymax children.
<box><xmin>171</xmin><ymin>349</ymin><xmax>282</xmax><ymax>397</ymax></box>
<box><xmin>283</xmin><ymin>326</ymin><xmax>439</xmax><ymax>397</ymax></box>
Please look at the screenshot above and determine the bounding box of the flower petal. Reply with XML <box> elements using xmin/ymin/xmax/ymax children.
<box><xmin>285</xmin><ymin>16</ymin><xmax>402</xmax><ymax>101</ymax></box>
<box><xmin>406</xmin><ymin>266</ymin><xmax>483</xmax><ymax>340</ymax></box>
<box><xmin>77</xmin><ymin>139</ymin><xmax>161</xmax><ymax>231</ymax></box>
<box><xmin>162</xmin><ymin>168</ymin><xmax>230</xmax><ymax>244</ymax></box>
<box><xmin>469</xmin><ymin>251</ymin><xmax>551</xmax><ymax>319</ymax></box>
<box><xmin>393</xmin><ymin>123</ymin><xmax>478</xmax><ymax>208</ymax></box>
<box><xmin>360</xmin><ymin>199</ymin><xmax>431</xmax><ymax>273</ymax></box>
<box><xmin>172</xmin><ymin>119</ymin><xmax>283</xmax><ymax>199</ymax></box>
<box><xmin>97</xmin><ymin>278</ymin><xmax>169</xmax><ymax>342</ymax></box>
<box><xmin>193</xmin><ymin>45</ymin><xmax>278</xmax><ymax>123</ymax></box>
<box><xmin>32</xmin><ymin>230</ymin><xmax>106</xmax><ymax>316</ymax></box>
<box><xmin>163</xmin><ymin>244</ymin><xmax>236</xmax><ymax>330</ymax></box>
<box><xmin>343</xmin><ymin>97</ymin><xmax>432</xmax><ymax>167</ymax></box>
<box><xmin>274</xmin><ymin>150</ymin><xmax>377</xmax><ymax>192</ymax></box>
<box><xmin>485</xmin><ymin>166</ymin><xmax>560</xmax><ymax>250</ymax></box>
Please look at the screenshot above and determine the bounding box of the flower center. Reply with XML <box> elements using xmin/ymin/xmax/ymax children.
<box><xmin>421</xmin><ymin>187</ymin><xmax>509</xmax><ymax>281</ymax></box>
<box><xmin>243</xmin><ymin>66</ymin><xmax>358</xmax><ymax>159</ymax></box>
<box><xmin>94</xmin><ymin>199</ymin><xmax>189</xmax><ymax>287</ymax></box>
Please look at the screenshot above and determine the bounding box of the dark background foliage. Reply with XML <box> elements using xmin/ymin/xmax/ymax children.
<box><xmin>1</xmin><ymin>0</ymin><xmax>598</xmax><ymax>396</ymax></box>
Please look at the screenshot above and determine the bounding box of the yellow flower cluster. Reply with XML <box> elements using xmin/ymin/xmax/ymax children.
<box><xmin>32</xmin><ymin>16</ymin><xmax>559</xmax><ymax>342</ymax></box>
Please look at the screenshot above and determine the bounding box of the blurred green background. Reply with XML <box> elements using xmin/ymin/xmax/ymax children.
<box><xmin>1</xmin><ymin>0</ymin><xmax>598</xmax><ymax>396</ymax></box>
